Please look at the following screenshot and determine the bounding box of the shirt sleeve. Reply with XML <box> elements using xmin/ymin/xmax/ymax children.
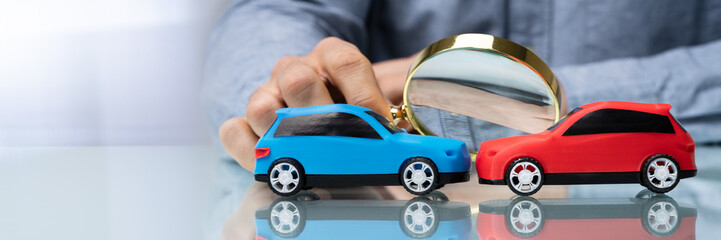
<box><xmin>556</xmin><ymin>40</ymin><xmax>721</xmax><ymax>143</ymax></box>
<box><xmin>202</xmin><ymin>0</ymin><xmax>372</xmax><ymax>155</ymax></box>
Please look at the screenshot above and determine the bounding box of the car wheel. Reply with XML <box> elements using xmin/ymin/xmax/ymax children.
<box><xmin>400</xmin><ymin>158</ymin><xmax>439</xmax><ymax>195</ymax></box>
<box><xmin>505</xmin><ymin>197</ymin><xmax>544</xmax><ymax>238</ymax></box>
<box><xmin>268</xmin><ymin>199</ymin><xmax>306</xmax><ymax>238</ymax></box>
<box><xmin>268</xmin><ymin>159</ymin><xmax>305</xmax><ymax>196</ymax></box>
<box><xmin>641</xmin><ymin>154</ymin><xmax>680</xmax><ymax>193</ymax></box>
<box><xmin>400</xmin><ymin>198</ymin><xmax>439</xmax><ymax>238</ymax></box>
<box><xmin>642</xmin><ymin>196</ymin><xmax>680</xmax><ymax>237</ymax></box>
<box><xmin>506</xmin><ymin>158</ymin><xmax>544</xmax><ymax>196</ymax></box>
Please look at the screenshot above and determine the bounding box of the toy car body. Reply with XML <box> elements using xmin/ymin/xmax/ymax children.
<box><xmin>476</xmin><ymin>101</ymin><xmax>696</xmax><ymax>195</ymax></box>
<box><xmin>254</xmin><ymin>104</ymin><xmax>471</xmax><ymax>196</ymax></box>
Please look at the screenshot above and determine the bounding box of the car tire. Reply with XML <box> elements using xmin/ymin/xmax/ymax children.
<box><xmin>268</xmin><ymin>159</ymin><xmax>305</xmax><ymax>197</ymax></box>
<box><xmin>399</xmin><ymin>198</ymin><xmax>439</xmax><ymax>238</ymax></box>
<box><xmin>400</xmin><ymin>157</ymin><xmax>439</xmax><ymax>195</ymax></box>
<box><xmin>505</xmin><ymin>197</ymin><xmax>544</xmax><ymax>238</ymax></box>
<box><xmin>505</xmin><ymin>158</ymin><xmax>544</xmax><ymax>196</ymax></box>
<box><xmin>267</xmin><ymin>198</ymin><xmax>306</xmax><ymax>238</ymax></box>
<box><xmin>641</xmin><ymin>154</ymin><xmax>680</xmax><ymax>193</ymax></box>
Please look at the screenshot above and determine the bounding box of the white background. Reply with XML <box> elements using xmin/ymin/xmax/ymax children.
<box><xmin>0</xmin><ymin>0</ymin><xmax>232</xmax><ymax>146</ymax></box>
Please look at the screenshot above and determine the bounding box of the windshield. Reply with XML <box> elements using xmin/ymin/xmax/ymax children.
<box><xmin>547</xmin><ymin>107</ymin><xmax>582</xmax><ymax>131</ymax></box>
<box><xmin>365</xmin><ymin>111</ymin><xmax>404</xmax><ymax>134</ymax></box>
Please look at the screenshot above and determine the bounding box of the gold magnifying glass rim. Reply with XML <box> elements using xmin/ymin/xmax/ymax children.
<box><xmin>399</xmin><ymin>33</ymin><xmax>564</xmax><ymax>137</ymax></box>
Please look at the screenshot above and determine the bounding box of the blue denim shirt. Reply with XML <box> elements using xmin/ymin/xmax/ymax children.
<box><xmin>203</xmin><ymin>0</ymin><xmax>721</xmax><ymax>157</ymax></box>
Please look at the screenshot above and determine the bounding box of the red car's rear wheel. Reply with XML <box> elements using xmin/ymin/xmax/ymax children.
<box><xmin>641</xmin><ymin>154</ymin><xmax>680</xmax><ymax>193</ymax></box>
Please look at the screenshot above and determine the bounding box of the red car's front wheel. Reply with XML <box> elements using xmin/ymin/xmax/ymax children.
<box><xmin>506</xmin><ymin>158</ymin><xmax>545</xmax><ymax>196</ymax></box>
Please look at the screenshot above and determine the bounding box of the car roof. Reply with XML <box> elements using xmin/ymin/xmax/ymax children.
<box><xmin>577</xmin><ymin>101</ymin><xmax>672</xmax><ymax>115</ymax></box>
<box><xmin>274</xmin><ymin>104</ymin><xmax>372</xmax><ymax>118</ymax></box>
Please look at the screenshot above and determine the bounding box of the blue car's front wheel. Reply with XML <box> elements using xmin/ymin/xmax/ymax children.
<box><xmin>268</xmin><ymin>159</ymin><xmax>306</xmax><ymax>196</ymax></box>
<box><xmin>400</xmin><ymin>158</ymin><xmax>439</xmax><ymax>195</ymax></box>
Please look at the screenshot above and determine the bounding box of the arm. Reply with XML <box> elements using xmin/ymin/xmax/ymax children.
<box><xmin>556</xmin><ymin>40</ymin><xmax>721</xmax><ymax>143</ymax></box>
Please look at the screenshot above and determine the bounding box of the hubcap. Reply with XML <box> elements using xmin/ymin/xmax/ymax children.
<box><xmin>647</xmin><ymin>158</ymin><xmax>678</xmax><ymax>189</ymax></box>
<box><xmin>270</xmin><ymin>201</ymin><xmax>300</xmax><ymax>233</ymax></box>
<box><xmin>279</xmin><ymin>171</ymin><xmax>293</xmax><ymax>185</ymax></box>
<box><xmin>403</xmin><ymin>162</ymin><xmax>435</xmax><ymax>193</ymax></box>
<box><xmin>412</xmin><ymin>170</ymin><xmax>425</xmax><ymax>184</ymax></box>
<box><xmin>509</xmin><ymin>161</ymin><xmax>542</xmax><ymax>193</ymax></box>
<box><xmin>404</xmin><ymin>202</ymin><xmax>435</xmax><ymax>234</ymax></box>
<box><xmin>647</xmin><ymin>201</ymin><xmax>678</xmax><ymax>233</ymax></box>
<box><xmin>518</xmin><ymin>209</ymin><xmax>534</xmax><ymax>225</ymax></box>
<box><xmin>518</xmin><ymin>170</ymin><xmax>533</xmax><ymax>184</ymax></box>
<box><xmin>509</xmin><ymin>200</ymin><xmax>542</xmax><ymax>234</ymax></box>
<box><xmin>270</xmin><ymin>163</ymin><xmax>300</xmax><ymax>193</ymax></box>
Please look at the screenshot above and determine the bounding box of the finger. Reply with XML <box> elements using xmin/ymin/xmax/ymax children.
<box><xmin>246</xmin><ymin>84</ymin><xmax>285</xmax><ymax>137</ymax></box>
<box><xmin>309</xmin><ymin>37</ymin><xmax>391</xmax><ymax>118</ymax></box>
<box><xmin>219</xmin><ymin>117</ymin><xmax>258</xmax><ymax>171</ymax></box>
<box><xmin>276</xmin><ymin>58</ymin><xmax>334</xmax><ymax>107</ymax></box>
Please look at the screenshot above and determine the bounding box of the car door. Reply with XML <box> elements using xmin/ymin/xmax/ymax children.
<box><xmin>550</xmin><ymin>109</ymin><xmax>630</xmax><ymax>173</ymax></box>
<box><xmin>313</xmin><ymin>112</ymin><xmax>392</xmax><ymax>175</ymax></box>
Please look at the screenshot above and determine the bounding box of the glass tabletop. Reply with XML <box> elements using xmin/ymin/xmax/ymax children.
<box><xmin>2</xmin><ymin>145</ymin><xmax>717</xmax><ymax>239</ymax></box>
<box><xmin>215</xmin><ymin>146</ymin><xmax>721</xmax><ymax>239</ymax></box>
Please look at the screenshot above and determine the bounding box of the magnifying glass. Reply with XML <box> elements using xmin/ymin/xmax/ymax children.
<box><xmin>391</xmin><ymin>33</ymin><xmax>566</xmax><ymax>153</ymax></box>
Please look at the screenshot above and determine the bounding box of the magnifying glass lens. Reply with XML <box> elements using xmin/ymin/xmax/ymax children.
<box><xmin>401</xmin><ymin>34</ymin><xmax>564</xmax><ymax>152</ymax></box>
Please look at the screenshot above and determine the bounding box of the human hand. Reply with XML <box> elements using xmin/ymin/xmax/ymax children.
<box><xmin>372</xmin><ymin>55</ymin><xmax>415</xmax><ymax>105</ymax></box>
<box><xmin>220</xmin><ymin>37</ymin><xmax>412</xmax><ymax>171</ymax></box>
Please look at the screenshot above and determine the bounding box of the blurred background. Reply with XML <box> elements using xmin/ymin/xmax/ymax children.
<box><xmin>0</xmin><ymin>1</ymin><xmax>233</xmax><ymax>240</ymax></box>
<box><xmin>0</xmin><ymin>0</ymin><xmax>232</xmax><ymax>146</ymax></box>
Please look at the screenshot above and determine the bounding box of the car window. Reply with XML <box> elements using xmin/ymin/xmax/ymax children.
<box><xmin>670</xmin><ymin>114</ymin><xmax>687</xmax><ymax>133</ymax></box>
<box><xmin>563</xmin><ymin>108</ymin><xmax>675</xmax><ymax>136</ymax></box>
<box><xmin>364</xmin><ymin>111</ymin><xmax>403</xmax><ymax>134</ymax></box>
<box><xmin>273</xmin><ymin>112</ymin><xmax>382</xmax><ymax>139</ymax></box>
<box><xmin>547</xmin><ymin>107</ymin><xmax>582</xmax><ymax>131</ymax></box>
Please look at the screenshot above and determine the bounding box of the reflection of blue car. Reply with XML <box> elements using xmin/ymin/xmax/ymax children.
<box><xmin>255</xmin><ymin>195</ymin><xmax>472</xmax><ymax>239</ymax></box>
<box><xmin>253</xmin><ymin>104</ymin><xmax>471</xmax><ymax>196</ymax></box>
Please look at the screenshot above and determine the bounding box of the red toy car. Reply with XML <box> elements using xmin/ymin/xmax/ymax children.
<box><xmin>476</xmin><ymin>101</ymin><xmax>696</xmax><ymax>195</ymax></box>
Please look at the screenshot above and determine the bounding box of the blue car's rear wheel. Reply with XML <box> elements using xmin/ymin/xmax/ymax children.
<box><xmin>268</xmin><ymin>159</ymin><xmax>305</xmax><ymax>196</ymax></box>
<box><xmin>400</xmin><ymin>158</ymin><xmax>438</xmax><ymax>195</ymax></box>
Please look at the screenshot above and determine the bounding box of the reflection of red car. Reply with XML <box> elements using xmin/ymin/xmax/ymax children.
<box><xmin>476</xmin><ymin>195</ymin><xmax>697</xmax><ymax>239</ymax></box>
<box><xmin>476</xmin><ymin>101</ymin><xmax>696</xmax><ymax>195</ymax></box>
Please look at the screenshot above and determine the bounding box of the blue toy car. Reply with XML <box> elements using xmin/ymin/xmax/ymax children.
<box><xmin>253</xmin><ymin>104</ymin><xmax>471</xmax><ymax>196</ymax></box>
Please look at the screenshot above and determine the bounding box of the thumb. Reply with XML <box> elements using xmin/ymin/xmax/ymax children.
<box><xmin>219</xmin><ymin>117</ymin><xmax>259</xmax><ymax>171</ymax></box>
